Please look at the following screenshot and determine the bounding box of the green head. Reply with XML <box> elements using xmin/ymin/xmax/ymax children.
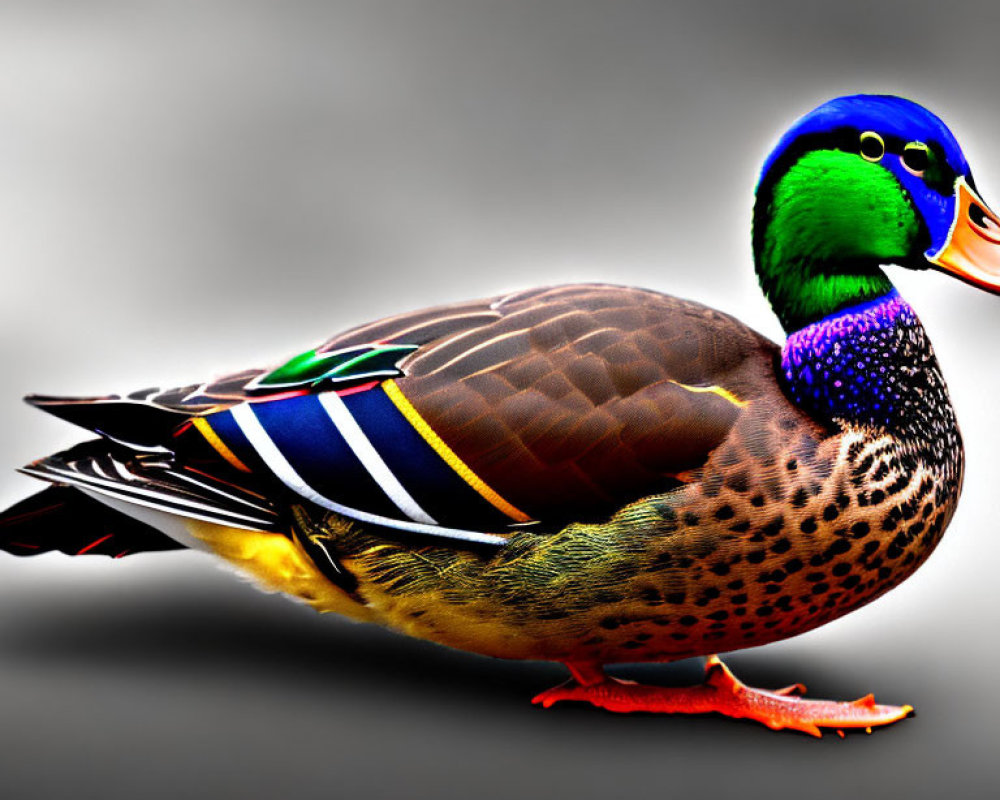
<box><xmin>753</xmin><ymin>95</ymin><xmax>1000</xmax><ymax>332</ymax></box>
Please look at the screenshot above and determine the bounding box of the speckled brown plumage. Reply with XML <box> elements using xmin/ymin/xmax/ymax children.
<box><xmin>292</xmin><ymin>351</ymin><xmax>961</xmax><ymax>666</ymax></box>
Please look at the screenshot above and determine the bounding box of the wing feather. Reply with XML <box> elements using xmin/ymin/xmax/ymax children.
<box><xmin>20</xmin><ymin>284</ymin><xmax>781</xmax><ymax>540</ymax></box>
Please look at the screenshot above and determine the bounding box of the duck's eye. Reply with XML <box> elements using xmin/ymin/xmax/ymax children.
<box><xmin>859</xmin><ymin>131</ymin><xmax>885</xmax><ymax>162</ymax></box>
<box><xmin>901</xmin><ymin>142</ymin><xmax>930</xmax><ymax>176</ymax></box>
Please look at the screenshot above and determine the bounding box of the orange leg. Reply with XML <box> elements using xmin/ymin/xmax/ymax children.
<box><xmin>533</xmin><ymin>655</ymin><xmax>913</xmax><ymax>738</ymax></box>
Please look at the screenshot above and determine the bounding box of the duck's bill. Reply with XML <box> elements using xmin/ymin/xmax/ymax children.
<box><xmin>927</xmin><ymin>177</ymin><xmax>1000</xmax><ymax>293</ymax></box>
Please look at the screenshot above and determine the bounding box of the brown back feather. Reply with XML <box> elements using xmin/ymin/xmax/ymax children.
<box><xmin>326</xmin><ymin>284</ymin><xmax>782</xmax><ymax>522</ymax></box>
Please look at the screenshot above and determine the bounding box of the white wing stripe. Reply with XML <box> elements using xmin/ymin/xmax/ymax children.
<box><xmin>316</xmin><ymin>391</ymin><xmax>436</xmax><ymax>525</ymax></box>
<box><xmin>230</xmin><ymin>403</ymin><xmax>507</xmax><ymax>546</ymax></box>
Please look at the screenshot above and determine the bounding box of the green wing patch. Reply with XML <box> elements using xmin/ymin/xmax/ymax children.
<box><xmin>247</xmin><ymin>344</ymin><xmax>418</xmax><ymax>395</ymax></box>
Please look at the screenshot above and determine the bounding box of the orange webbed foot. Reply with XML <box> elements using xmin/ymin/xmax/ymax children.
<box><xmin>532</xmin><ymin>655</ymin><xmax>914</xmax><ymax>738</ymax></box>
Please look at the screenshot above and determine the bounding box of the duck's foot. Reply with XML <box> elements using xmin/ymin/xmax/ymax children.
<box><xmin>532</xmin><ymin>655</ymin><xmax>913</xmax><ymax>738</ymax></box>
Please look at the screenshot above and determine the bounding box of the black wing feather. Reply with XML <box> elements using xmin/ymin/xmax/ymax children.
<box><xmin>0</xmin><ymin>485</ymin><xmax>185</xmax><ymax>558</ymax></box>
<box><xmin>19</xmin><ymin>441</ymin><xmax>281</xmax><ymax>532</ymax></box>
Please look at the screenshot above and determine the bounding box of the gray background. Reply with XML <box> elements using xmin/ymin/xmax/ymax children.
<box><xmin>1</xmin><ymin>1</ymin><xmax>999</xmax><ymax>798</ymax></box>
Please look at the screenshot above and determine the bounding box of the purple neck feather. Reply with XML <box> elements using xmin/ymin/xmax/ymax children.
<box><xmin>781</xmin><ymin>290</ymin><xmax>920</xmax><ymax>430</ymax></box>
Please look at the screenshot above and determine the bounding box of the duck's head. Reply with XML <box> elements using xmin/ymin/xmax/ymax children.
<box><xmin>753</xmin><ymin>94</ymin><xmax>1000</xmax><ymax>332</ymax></box>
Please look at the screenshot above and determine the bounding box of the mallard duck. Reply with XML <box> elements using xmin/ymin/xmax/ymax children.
<box><xmin>3</xmin><ymin>95</ymin><xmax>998</xmax><ymax>737</ymax></box>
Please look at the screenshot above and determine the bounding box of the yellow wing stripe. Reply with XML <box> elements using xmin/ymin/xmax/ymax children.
<box><xmin>668</xmin><ymin>380</ymin><xmax>748</xmax><ymax>408</ymax></box>
<box><xmin>193</xmin><ymin>416</ymin><xmax>252</xmax><ymax>473</ymax></box>
<box><xmin>382</xmin><ymin>380</ymin><xmax>532</xmax><ymax>523</ymax></box>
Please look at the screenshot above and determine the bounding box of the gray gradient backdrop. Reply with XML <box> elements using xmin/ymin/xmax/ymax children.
<box><xmin>2</xmin><ymin>2</ymin><xmax>999</xmax><ymax>798</ymax></box>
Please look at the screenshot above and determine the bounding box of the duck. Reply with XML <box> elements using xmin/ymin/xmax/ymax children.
<box><xmin>3</xmin><ymin>94</ymin><xmax>999</xmax><ymax>737</ymax></box>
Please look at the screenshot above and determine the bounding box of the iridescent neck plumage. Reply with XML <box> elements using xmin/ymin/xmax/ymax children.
<box><xmin>781</xmin><ymin>291</ymin><xmax>956</xmax><ymax>447</ymax></box>
<box><xmin>753</xmin><ymin>149</ymin><xmax>920</xmax><ymax>333</ymax></box>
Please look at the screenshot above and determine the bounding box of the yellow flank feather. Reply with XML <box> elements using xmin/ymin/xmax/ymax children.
<box><xmin>382</xmin><ymin>379</ymin><xmax>532</xmax><ymax>522</ymax></box>
<box><xmin>668</xmin><ymin>380</ymin><xmax>747</xmax><ymax>408</ymax></box>
<box><xmin>184</xmin><ymin>520</ymin><xmax>374</xmax><ymax>622</ymax></box>
<box><xmin>192</xmin><ymin>417</ymin><xmax>252</xmax><ymax>473</ymax></box>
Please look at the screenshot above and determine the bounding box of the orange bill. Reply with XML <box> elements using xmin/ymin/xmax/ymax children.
<box><xmin>927</xmin><ymin>177</ymin><xmax>1000</xmax><ymax>293</ymax></box>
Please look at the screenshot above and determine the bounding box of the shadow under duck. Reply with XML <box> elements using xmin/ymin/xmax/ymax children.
<box><xmin>4</xmin><ymin>95</ymin><xmax>1000</xmax><ymax>737</ymax></box>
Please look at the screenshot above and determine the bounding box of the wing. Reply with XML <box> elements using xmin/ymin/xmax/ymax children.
<box><xmin>23</xmin><ymin>284</ymin><xmax>780</xmax><ymax>544</ymax></box>
<box><xmin>338</xmin><ymin>285</ymin><xmax>780</xmax><ymax>524</ymax></box>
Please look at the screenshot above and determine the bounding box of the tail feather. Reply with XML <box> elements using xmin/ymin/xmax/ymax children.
<box><xmin>25</xmin><ymin>394</ymin><xmax>189</xmax><ymax>449</ymax></box>
<box><xmin>19</xmin><ymin>440</ymin><xmax>281</xmax><ymax>531</ymax></box>
<box><xmin>0</xmin><ymin>485</ymin><xmax>186</xmax><ymax>558</ymax></box>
